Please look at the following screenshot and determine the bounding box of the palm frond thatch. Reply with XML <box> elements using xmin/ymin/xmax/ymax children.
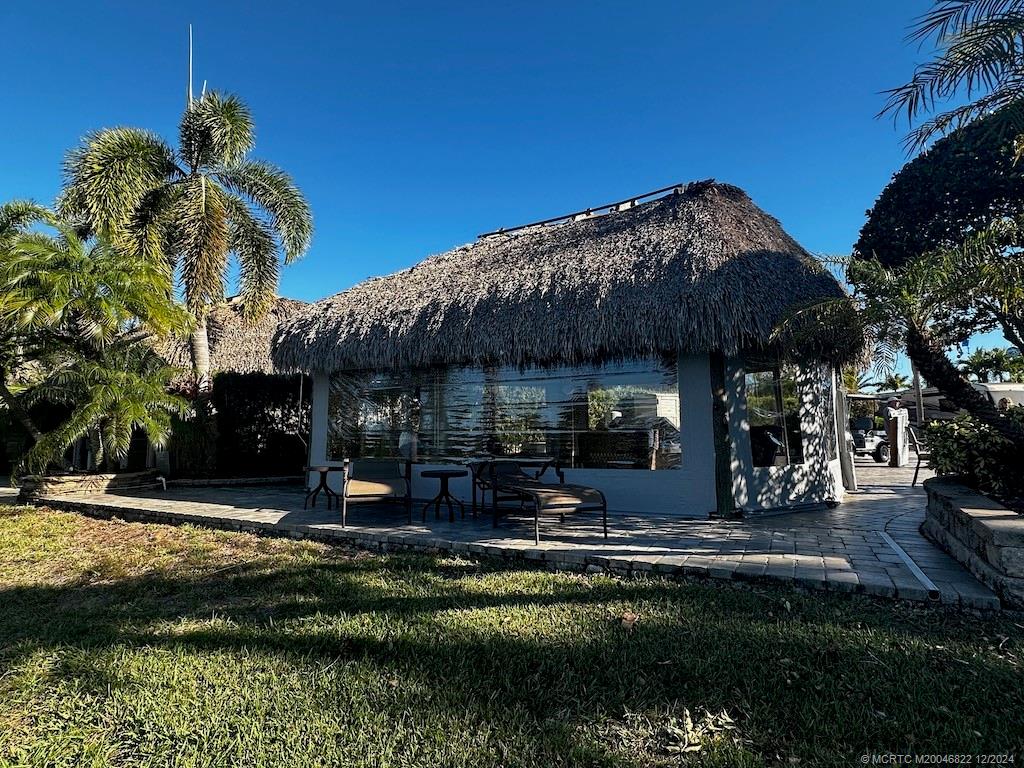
<box><xmin>272</xmin><ymin>181</ymin><xmax>849</xmax><ymax>373</ymax></box>
<box><xmin>158</xmin><ymin>295</ymin><xmax>307</xmax><ymax>375</ymax></box>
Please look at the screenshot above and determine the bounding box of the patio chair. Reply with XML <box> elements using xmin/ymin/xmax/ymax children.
<box><xmin>907</xmin><ymin>426</ymin><xmax>931</xmax><ymax>487</ymax></box>
<box><xmin>487</xmin><ymin>460</ymin><xmax>608</xmax><ymax>545</ymax></box>
<box><xmin>341</xmin><ymin>458</ymin><xmax>412</xmax><ymax>528</ymax></box>
<box><xmin>469</xmin><ymin>458</ymin><xmax>564</xmax><ymax>515</ymax></box>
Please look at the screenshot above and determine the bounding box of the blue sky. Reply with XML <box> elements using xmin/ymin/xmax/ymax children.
<box><xmin>0</xmin><ymin>0</ymin><xmax>1009</xmax><ymax>363</ymax></box>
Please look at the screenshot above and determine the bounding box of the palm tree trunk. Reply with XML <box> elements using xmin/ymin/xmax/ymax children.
<box><xmin>190</xmin><ymin>315</ymin><xmax>212</xmax><ymax>394</ymax></box>
<box><xmin>994</xmin><ymin>311</ymin><xmax>1024</xmax><ymax>353</ymax></box>
<box><xmin>187</xmin><ymin>312</ymin><xmax>217</xmax><ymax>475</ymax></box>
<box><xmin>0</xmin><ymin>374</ymin><xmax>42</xmax><ymax>444</ymax></box>
<box><xmin>910</xmin><ymin>361</ymin><xmax>926</xmax><ymax>428</ymax></box>
<box><xmin>905</xmin><ymin>326</ymin><xmax>1024</xmax><ymax>445</ymax></box>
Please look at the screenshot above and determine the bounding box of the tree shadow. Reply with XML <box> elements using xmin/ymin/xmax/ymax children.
<box><xmin>2</xmin><ymin>548</ymin><xmax>1022</xmax><ymax>764</ymax></box>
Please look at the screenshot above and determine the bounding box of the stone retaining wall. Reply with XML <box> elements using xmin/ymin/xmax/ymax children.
<box><xmin>922</xmin><ymin>477</ymin><xmax>1024</xmax><ymax>608</ymax></box>
<box><xmin>167</xmin><ymin>476</ymin><xmax>302</xmax><ymax>488</ymax></box>
<box><xmin>18</xmin><ymin>470</ymin><xmax>162</xmax><ymax>502</ymax></box>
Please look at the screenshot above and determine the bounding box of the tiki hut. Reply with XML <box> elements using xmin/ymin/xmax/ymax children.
<box><xmin>274</xmin><ymin>181</ymin><xmax>854</xmax><ymax>517</ymax></box>
<box><xmin>160</xmin><ymin>296</ymin><xmax>309</xmax><ymax>376</ymax></box>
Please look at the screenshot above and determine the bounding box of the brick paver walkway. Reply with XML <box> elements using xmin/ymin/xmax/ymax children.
<box><xmin>36</xmin><ymin>459</ymin><xmax>999</xmax><ymax>609</ymax></box>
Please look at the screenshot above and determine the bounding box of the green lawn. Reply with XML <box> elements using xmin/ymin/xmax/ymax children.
<box><xmin>0</xmin><ymin>505</ymin><xmax>1022</xmax><ymax>767</ymax></box>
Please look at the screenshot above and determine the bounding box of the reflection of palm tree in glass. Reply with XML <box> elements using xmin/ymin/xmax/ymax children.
<box><xmin>492</xmin><ymin>384</ymin><xmax>546</xmax><ymax>455</ymax></box>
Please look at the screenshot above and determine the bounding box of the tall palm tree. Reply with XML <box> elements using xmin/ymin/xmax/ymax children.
<box><xmin>882</xmin><ymin>0</ymin><xmax>1024</xmax><ymax>154</ymax></box>
<box><xmin>60</xmin><ymin>91</ymin><xmax>313</xmax><ymax>390</ymax></box>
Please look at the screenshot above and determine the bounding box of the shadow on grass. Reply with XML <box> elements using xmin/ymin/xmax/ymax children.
<box><xmin>2</xmin><ymin>549</ymin><xmax>1023</xmax><ymax>762</ymax></box>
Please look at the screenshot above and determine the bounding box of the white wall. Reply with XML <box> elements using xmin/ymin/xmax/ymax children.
<box><xmin>726</xmin><ymin>359</ymin><xmax>844</xmax><ymax>513</ymax></box>
<box><xmin>305</xmin><ymin>355</ymin><xmax>719</xmax><ymax>518</ymax></box>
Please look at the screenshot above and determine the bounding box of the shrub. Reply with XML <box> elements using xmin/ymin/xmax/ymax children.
<box><xmin>926</xmin><ymin>408</ymin><xmax>1024</xmax><ymax>500</ymax></box>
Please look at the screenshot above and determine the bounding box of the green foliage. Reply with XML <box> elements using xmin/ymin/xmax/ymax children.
<box><xmin>209</xmin><ymin>372</ymin><xmax>309</xmax><ymax>477</ymax></box>
<box><xmin>20</xmin><ymin>346</ymin><xmax>187</xmax><ymax>475</ymax></box>
<box><xmin>926</xmin><ymin>408</ymin><xmax>1024</xmax><ymax>499</ymax></box>
<box><xmin>958</xmin><ymin>346</ymin><xmax>1022</xmax><ymax>382</ymax></box>
<box><xmin>880</xmin><ymin>1</ymin><xmax>1024</xmax><ymax>154</ymax></box>
<box><xmin>856</xmin><ymin>110</ymin><xmax>1024</xmax><ymax>269</ymax></box>
<box><xmin>876</xmin><ymin>372</ymin><xmax>911</xmax><ymax>392</ymax></box>
<box><xmin>0</xmin><ymin>217</ymin><xmax>190</xmax><ymax>475</ymax></box>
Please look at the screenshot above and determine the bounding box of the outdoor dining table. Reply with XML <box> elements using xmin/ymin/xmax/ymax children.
<box><xmin>420</xmin><ymin>468</ymin><xmax>468</xmax><ymax>523</ymax></box>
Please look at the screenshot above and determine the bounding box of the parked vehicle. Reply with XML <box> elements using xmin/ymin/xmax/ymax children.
<box><xmin>849</xmin><ymin>415</ymin><xmax>890</xmax><ymax>463</ymax></box>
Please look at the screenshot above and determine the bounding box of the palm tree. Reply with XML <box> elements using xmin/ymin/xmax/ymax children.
<box><xmin>987</xmin><ymin>347</ymin><xmax>1015</xmax><ymax>380</ymax></box>
<box><xmin>875</xmin><ymin>372</ymin><xmax>911</xmax><ymax>392</ymax></box>
<box><xmin>776</xmin><ymin>252</ymin><xmax>1024</xmax><ymax>445</ymax></box>
<box><xmin>20</xmin><ymin>344</ymin><xmax>186</xmax><ymax>474</ymax></box>
<box><xmin>960</xmin><ymin>347</ymin><xmax>1017</xmax><ymax>382</ymax></box>
<box><xmin>959</xmin><ymin>349</ymin><xmax>989</xmax><ymax>381</ymax></box>
<box><xmin>881</xmin><ymin>0</ymin><xmax>1024</xmax><ymax>154</ymax></box>
<box><xmin>60</xmin><ymin>91</ymin><xmax>313</xmax><ymax>390</ymax></box>
<box><xmin>0</xmin><ymin>222</ymin><xmax>190</xmax><ymax>473</ymax></box>
<box><xmin>0</xmin><ymin>201</ymin><xmax>55</xmax><ymax>443</ymax></box>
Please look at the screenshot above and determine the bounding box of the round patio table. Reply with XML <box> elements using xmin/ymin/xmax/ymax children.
<box><xmin>420</xmin><ymin>469</ymin><xmax>468</xmax><ymax>523</ymax></box>
<box><xmin>303</xmin><ymin>465</ymin><xmax>342</xmax><ymax>510</ymax></box>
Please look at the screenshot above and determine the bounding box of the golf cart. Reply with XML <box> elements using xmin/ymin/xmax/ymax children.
<box><xmin>849</xmin><ymin>415</ymin><xmax>890</xmax><ymax>463</ymax></box>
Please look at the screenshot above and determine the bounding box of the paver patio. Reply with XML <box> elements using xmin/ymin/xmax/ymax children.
<box><xmin>33</xmin><ymin>460</ymin><xmax>1000</xmax><ymax>609</ymax></box>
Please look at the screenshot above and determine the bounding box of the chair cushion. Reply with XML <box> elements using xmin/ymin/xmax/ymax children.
<box><xmin>497</xmin><ymin>479</ymin><xmax>605</xmax><ymax>513</ymax></box>
<box><xmin>346</xmin><ymin>478</ymin><xmax>403</xmax><ymax>498</ymax></box>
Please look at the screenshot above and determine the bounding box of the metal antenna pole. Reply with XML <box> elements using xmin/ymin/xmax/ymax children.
<box><xmin>188</xmin><ymin>24</ymin><xmax>194</xmax><ymax>106</ymax></box>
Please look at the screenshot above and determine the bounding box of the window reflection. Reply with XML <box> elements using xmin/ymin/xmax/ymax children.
<box><xmin>745</xmin><ymin>364</ymin><xmax>804</xmax><ymax>467</ymax></box>
<box><xmin>328</xmin><ymin>358</ymin><xmax>681</xmax><ymax>469</ymax></box>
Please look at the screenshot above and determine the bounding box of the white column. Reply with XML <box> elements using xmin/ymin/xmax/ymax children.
<box><xmin>677</xmin><ymin>354</ymin><xmax>717</xmax><ymax>517</ymax></box>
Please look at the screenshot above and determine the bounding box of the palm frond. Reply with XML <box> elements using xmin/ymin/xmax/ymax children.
<box><xmin>61</xmin><ymin>128</ymin><xmax>182</xmax><ymax>236</ymax></box>
<box><xmin>881</xmin><ymin>0</ymin><xmax>1024</xmax><ymax>149</ymax></box>
<box><xmin>179</xmin><ymin>92</ymin><xmax>255</xmax><ymax>170</ymax></box>
<box><xmin>908</xmin><ymin>0</ymin><xmax>1023</xmax><ymax>43</ymax></box>
<box><xmin>224</xmin><ymin>194</ymin><xmax>278</xmax><ymax>321</ymax></box>
<box><xmin>174</xmin><ymin>176</ymin><xmax>230</xmax><ymax>312</ymax></box>
<box><xmin>0</xmin><ymin>201</ymin><xmax>52</xmax><ymax>241</ymax></box>
<box><xmin>217</xmin><ymin>160</ymin><xmax>312</xmax><ymax>261</ymax></box>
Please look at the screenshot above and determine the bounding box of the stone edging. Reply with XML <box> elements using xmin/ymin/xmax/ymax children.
<box><xmin>18</xmin><ymin>470</ymin><xmax>162</xmax><ymax>502</ymax></box>
<box><xmin>32</xmin><ymin>495</ymin><xmax>1000</xmax><ymax>610</ymax></box>
<box><xmin>922</xmin><ymin>477</ymin><xmax>1024</xmax><ymax>609</ymax></box>
<box><xmin>167</xmin><ymin>476</ymin><xmax>303</xmax><ymax>488</ymax></box>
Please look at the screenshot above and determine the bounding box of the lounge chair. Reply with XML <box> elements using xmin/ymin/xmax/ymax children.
<box><xmin>485</xmin><ymin>459</ymin><xmax>608</xmax><ymax>545</ymax></box>
<box><xmin>341</xmin><ymin>458</ymin><xmax>412</xmax><ymax>527</ymax></box>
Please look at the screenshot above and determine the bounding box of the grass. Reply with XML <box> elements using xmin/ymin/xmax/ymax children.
<box><xmin>0</xmin><ymin>505</ymin><xmax>1022</xmax><ymax>767</ymax></box>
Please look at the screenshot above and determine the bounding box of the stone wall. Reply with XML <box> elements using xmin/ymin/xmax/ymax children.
<box><xmin>922</xmin><ymin>477</ymin><xmax>1024</xmax><ymax>608</ymax></box>
<box><xmin>18</xmin><ymin>470</ymin><xmax>162</xmax><ymax>502</ymax></box>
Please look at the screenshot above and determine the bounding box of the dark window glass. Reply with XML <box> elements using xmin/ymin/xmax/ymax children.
<box><xmin>328</xmin><ymin>358</ymin><xmax>681</xmax><ymax>469</ymax></box>
<box><xmin>745</xmin><ymin>365</ymin><xmax>804</xmax><ymax>467</ymax></box>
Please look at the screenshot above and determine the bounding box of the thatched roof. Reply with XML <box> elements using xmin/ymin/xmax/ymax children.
<box><xmin>160</xmin><ymin>296</ymin><xmax>308</xmax><ymax>375</ymax></box>
<box><xmin>273</xmin><ymin>181</ymin><xmax>846</xmax><ymax>374</ymax></box>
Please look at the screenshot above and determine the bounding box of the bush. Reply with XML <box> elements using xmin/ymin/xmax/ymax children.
<box><xmin>926</xmin><ymin>408</ymin><xmax>1024</xmax><ymax>500</ymax></box>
